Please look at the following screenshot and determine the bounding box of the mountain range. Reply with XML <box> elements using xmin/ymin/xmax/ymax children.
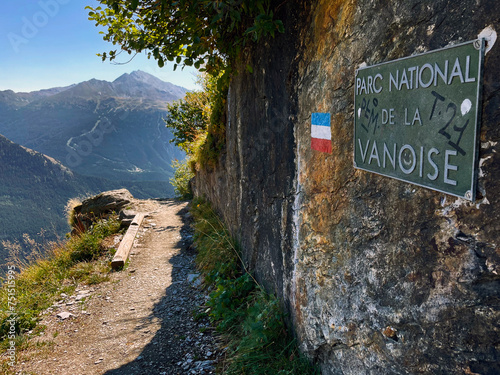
<box><xmin>0</xmin><ymin>70</ymin><xmax>186</xmax><ymax>182</ymax></box>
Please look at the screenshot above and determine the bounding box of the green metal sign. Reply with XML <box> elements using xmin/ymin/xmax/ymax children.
<box><xmin>354</xmin><ymin>40</ymin><xmax>484</xmax><ymax>201</ymax></box>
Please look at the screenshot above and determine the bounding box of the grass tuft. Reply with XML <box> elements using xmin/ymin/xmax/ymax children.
<box><xmin>65</xmin><ymin>197</ymin><xmax>82</xmax><ymax>228</ymax></box>
<box><xmin>190</xmin><ymin>198</ymin><xmax>319</xmax><ymax>374</ymax></box>
<box><xmin>190</xmin><ymin>200</ymin><xmax>240</xmax><ymax>283</ymax></box>
<box><xmin>0</xmin><ymin>215</ymin><xmax>121</xmax><ymax>357</ymax></box>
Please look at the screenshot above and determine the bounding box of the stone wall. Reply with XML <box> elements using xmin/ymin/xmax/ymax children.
<box><xmin>193</xmin><ymin>0</ymin><xmax>500</xmax><ymax>373</ymax></box>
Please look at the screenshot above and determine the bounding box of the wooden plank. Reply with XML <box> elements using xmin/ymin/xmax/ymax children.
<box><xmin>111</xmin><ymin>213</ymin><xmax>145</xmax><ymax>269</ymax></box>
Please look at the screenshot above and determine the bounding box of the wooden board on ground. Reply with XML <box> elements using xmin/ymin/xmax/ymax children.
<box><xmin>111</xmin><ymin>213</ymin><xmax>145</xmax><ymax>269</ymax></box>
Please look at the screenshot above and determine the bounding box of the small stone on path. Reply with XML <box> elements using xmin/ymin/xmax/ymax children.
<box><xmin>57</xmin><ymin>312</ymin><xmax>74</xmax><ymax>320</ymax></box>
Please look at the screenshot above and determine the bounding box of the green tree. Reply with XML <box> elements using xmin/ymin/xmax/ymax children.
<box><xmin>86</xmin><ymin>0</ymin><xmax>284</xmax><ymax>73</ymax></box>
<box><xmin>165</xmin><ymin>90</ymin><xmax>210</xmax><ymax>154</ymax></box>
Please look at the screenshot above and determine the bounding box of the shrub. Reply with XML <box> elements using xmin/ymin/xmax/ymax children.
<box><xmin>190</xmin><ymin>198</ymin><xmax>319</xmax><ymax>374</ymax></box>
<box><xmin>165</xmin><ymin>91</ymin><xmax>210</xmax><ymax>154</ymax></box>
<box><xmin>87</xmin><ymin>1</ymin><xmax>284</xmax><ymax>74</ymax></box>
<box><xmin>164</xmin><ymin>72</ymin><xmax>230</xmax><ymax>174</ymax></box>
<box><xmin>170</xmin><ymin>159</ymin><xmax>195</xmax><ymax>200</ymax></box>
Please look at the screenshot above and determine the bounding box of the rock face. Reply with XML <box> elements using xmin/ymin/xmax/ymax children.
<box><xmin>194</xmin><ymin>0</ymin><xmax>500</xmax><ymax>374</ymax></box>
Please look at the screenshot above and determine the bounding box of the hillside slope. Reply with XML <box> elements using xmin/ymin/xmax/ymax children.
<box><xmin>0</xmin><ymin>134</ymin><xmax>173</xmax><ymax>265</ymax></box>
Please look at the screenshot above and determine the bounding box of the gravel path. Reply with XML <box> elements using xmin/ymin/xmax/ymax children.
<box><xmin>14</xmin><ymin>200</ymin><xmax>220</xmax><ymax>375</ymax></box>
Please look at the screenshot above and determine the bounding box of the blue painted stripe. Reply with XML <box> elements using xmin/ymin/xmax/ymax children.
<box><xmin>311</xmin><ymin>112</ymin><xmax>331</xmax><ymax>127</ymax></box>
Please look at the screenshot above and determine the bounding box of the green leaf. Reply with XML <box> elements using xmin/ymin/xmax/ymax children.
<box><xmin>211</xmin><ymin>13</ymin><xmax>222</xmax><ymax>25</ymax></box>
<box><xmin>277</xmin><ymin>20</ymin><xmax>285</xmax><ymax>33</ymax></box>
<box><xmin>130</xmin><ymin>0</ymin><xmax>139</xmax><ymax>11</ymax></box>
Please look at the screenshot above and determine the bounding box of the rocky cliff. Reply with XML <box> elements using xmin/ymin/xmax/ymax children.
<box><xmin>194</xmin><ymin>0</ymin><xmax>499</xmax><ymax>373</ymax></box>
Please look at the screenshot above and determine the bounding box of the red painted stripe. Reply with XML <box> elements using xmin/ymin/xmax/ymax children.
<box><xmin>311</xmin><ymin>138</ymin><xmax>332</xmax><ymax>153</ymax></box>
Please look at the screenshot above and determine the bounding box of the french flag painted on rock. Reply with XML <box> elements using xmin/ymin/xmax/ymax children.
<box><xmin>311</xmin><ymin>112</ymin><xmax>332</xmax><ymax>153</ymax></box>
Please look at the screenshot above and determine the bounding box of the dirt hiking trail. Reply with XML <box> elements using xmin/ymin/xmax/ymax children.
<box><xmin>13</xmin><ymin>200</ymin><xmax>220</xmax><ymax>375</ymax></box>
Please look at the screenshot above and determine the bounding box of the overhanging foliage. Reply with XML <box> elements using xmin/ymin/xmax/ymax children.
<box><xmin>86</xmin><ymin>0</ymin><xmax>284</xmax><ymax>73</ymax></box>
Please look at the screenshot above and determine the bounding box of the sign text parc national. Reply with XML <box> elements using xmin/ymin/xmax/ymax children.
<box><xmin>354</xmin><ymin>40</ymin><xmax>484</xmax><ymax>200</ymax></box>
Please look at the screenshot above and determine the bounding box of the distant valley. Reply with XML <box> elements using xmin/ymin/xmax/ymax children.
<box><xmin>0</xmin><ymin>71</ymin><xmax>188</xmax><ymax>265</ymax></box>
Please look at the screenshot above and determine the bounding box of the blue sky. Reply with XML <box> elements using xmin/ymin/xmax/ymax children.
<box><xmin>0</xmin><ymin>0</ymin><xmax>200</xmax><ymax>92</ymax></box>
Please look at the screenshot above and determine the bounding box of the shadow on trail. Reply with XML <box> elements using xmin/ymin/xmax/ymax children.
<box><xmin>103</xmin><ymin>200</ymin><xmax>216</xmax><ymax>375</ymax></box>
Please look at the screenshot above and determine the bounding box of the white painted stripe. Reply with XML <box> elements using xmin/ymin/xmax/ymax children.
<box><xmin>311</xmin><ymin>124</ymin><xmax>331</xmax><ymax>140</ymax></box>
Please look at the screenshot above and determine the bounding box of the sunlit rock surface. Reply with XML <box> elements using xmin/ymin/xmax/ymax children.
<box><xmin>194</xmin><ymin>0</ymin><xmax>500</xmax><ymax>373</ymax></box>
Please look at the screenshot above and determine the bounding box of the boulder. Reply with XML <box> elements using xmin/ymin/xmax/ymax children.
<box><xmin>119</xmin><ymin>208</ymin><xmax>138</xmax><ymax>226</ymax></box>
<box><xmin>72</xmin><ymin>189</ymin><xmax>135</xmax><ymax>232</ymax></box>
<box><xmin>77</xmin><ymin>189</ymin><xmax>134</xmax><ymax>216</ymax></box>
